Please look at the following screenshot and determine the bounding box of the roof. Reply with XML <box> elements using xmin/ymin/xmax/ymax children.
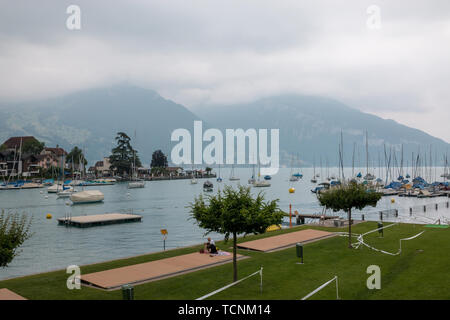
<box><xmin>44</xmin><ymin>147</ymin><xmax>67</xmax><ymax>157</ymax></box>
<box><xmin>167</xmin><ymin>167</ymin><xmax>182</xmax><ymax>171</ymax></box>
<box><xmin>95</xmin><ymin>161</ymin><xmax>104</xmax><ymax>167</ymax></box>
<box><xmin>2</xmin><ymin>136</ymin><xmax>38</xmax><ymax>149</ymax></box>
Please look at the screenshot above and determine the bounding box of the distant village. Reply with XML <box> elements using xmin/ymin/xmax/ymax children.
<box><xmin>0</xmin><ymin>135</ymin><xmax>215</xmax><ymax>181</ymax></box>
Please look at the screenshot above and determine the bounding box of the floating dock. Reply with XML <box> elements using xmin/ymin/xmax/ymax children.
<box><xmin>58</xmin><ymin>213</ymin><xmax>142</xmax><ymax>228</ymax></box>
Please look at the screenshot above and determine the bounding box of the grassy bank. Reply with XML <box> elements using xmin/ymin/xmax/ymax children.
<box><xmin>0</xmin><ymin>222</ymin><xmax>449</xmax><ymax>300</ymax></box>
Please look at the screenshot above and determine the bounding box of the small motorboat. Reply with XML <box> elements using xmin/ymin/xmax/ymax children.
<box><xmin>203</xmin><ymin>180</ymin><xmax>213</xmax><ymax>192</ymax></box>
<box><xmin>128</xmin><ymin>180</ymin><xmax>145</xmax><ymax>188</ymax></box>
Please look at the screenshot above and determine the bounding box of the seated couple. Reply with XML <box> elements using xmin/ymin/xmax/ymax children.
<box><xmin>201</xmin><ymin>237</ymin><xmax>218</xmax><ymax>254</ymax></box>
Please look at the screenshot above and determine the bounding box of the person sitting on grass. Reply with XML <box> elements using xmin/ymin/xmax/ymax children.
<box><xmin>201</xmin><ymin>237</ymin><xmax>218</xmax><ymax>254</ymax></box>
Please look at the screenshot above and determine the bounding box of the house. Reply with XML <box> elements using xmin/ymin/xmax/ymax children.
<box><xmin>94</xmin><ymin>157</ymin><xmax>112</xmax><ymax>176</ymax></box>
<box><xmin>40</xmin><ymin>146</ymin><xmax>68</xmax><ymax>169</ymax></box>
<box><xmin>0</xmin><ymin>150</ymin><xmax>42</xmax><ymax>177</ymax></box>
<box><xmin>166</xmin><ymin>167</ymin><xmax>184</xmax><ymax>176</ymax></box>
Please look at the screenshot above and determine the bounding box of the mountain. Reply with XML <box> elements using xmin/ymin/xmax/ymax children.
<box><xmin>194</xmin><ymin>94</ymin><xmax>450</xmax><ymax>167</ymax></box>
<box><xmin>0</xmin><ymin>85</ymin><xmax>202</xmax><ymax>165</ymax></box>
<box><xmin>0</xmin><ymin>87</ymin><xmax>448</xmax><ymax>168</ymax></box>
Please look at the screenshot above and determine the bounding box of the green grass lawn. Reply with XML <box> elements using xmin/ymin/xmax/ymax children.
<box><xmin>1</xmin><ymin>222</ymin><xmax>449</xmax><ymax>300</ymax></box>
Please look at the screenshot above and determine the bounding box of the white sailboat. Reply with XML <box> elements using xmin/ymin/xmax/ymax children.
<box><xmin>70</xmin><ymin>149</ymin><xmax>104</xmax><ymax>204</ymax></box>
<box><xmin>128</xmin><ymin>137</ymin><xmax>145</xmax><ymax>189</ymax></box>
<box><xmin>229</xmin><ymin>164</ymin><xmax>240</xmax><ymax>181</ymax></box>
<box><xmin>70</xmin><ymin>189</ymin><xmax>104</xmax><ymax>204</ymax></box>
<box><xmin>190</xmin><ymin>165</ymin><xmax>198</xmax><ymax>184</ymax></box>
<box><xmin>253</xmin><ymin>161</ymin><xmax>270</xmax><ymax>187</ymax></box>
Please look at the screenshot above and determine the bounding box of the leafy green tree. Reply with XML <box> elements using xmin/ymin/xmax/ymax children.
<box><xmin>205</xmin><ymin>167</ymin><xmax>212</xmax><ymax>175</ymax></box>
<box><xmin>151</xmin><ymin>167</ymin><xmax>168</xmax><ymax>176</ymax></box>
<box><xmin>317</xmin><ymin>182</ymin><xmax>382</xmax><ymax>248</ymax></box>
<box><xmin>190</xmin><ymin>185</ymin><xmax>283</xmax><ymax>282</ymax></box>
<box><xmin>151</xmin><ymin>150</ymin><xmax>168</xmax><ymax>168</ymax></box>
<box><xmin>66</xmin><ymin>146</ymin><xmax>88</xmax><ymax>171</ymax></box>
<box><xmin>0</xmin><ymin>211</ymin><xmax>32</xmax><ymax>268</ymax></box>
<box><xmin>109</xmin><ymin>132</ymin><xmax>141</xmax><ymax>175</ymax></box>
<box><xmin>22</xmin><ymin>139</ymin><xmax>45</xmax><ymax>155</ymax></box>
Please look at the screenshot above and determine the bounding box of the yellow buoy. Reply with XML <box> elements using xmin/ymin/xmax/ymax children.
<box><xmin>391</xmin><ymin>198</ymin><xmax>395</xmax><ymax>204</ymax></box>
<box><xmin>289</xmin><ymin>187</ymin><xmax>295</xmax><ymax>193</ymax></box>
<box><xmin>46</xmin><ymin>213</ymin><xmax>52</xmax><ymax>219</ymax></box>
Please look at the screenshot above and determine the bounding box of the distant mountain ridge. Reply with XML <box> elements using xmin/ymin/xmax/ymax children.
<box><xmin>194</xmin><ymin>94</ymin><xmax>450</xmax><ymax>166</ymax></box>
<box><xmin>0</xmin><ymin>85</ymin><xmax>202</xmax><ymax>165</ymax></box>
<box><xmin>0</xmin><ymin>85</ymin><xmax>448</xmax><ymax>167</ymax></box>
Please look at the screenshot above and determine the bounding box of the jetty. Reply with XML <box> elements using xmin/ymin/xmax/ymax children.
<box><xmin>57</xmin><ymin>213</ymin><xmax>142</xmax><ymax>228</ymax></box>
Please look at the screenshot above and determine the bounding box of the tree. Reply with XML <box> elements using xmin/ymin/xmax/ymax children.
<box><xmin>205</xmin><ymin>167</ymin><xmax>212</xmax><ymax>175</ymax></box>
<box><xmin>66</xmin><ymin>146</ymin><xmax>88</xmax><ymax>171</ymax></box>
<box><xmin>22</xmin><ymin>139</ymin><xmax>45</xmax><ymax>155</ymax></box>
<box><xmin>109</xmin><ymin>132</ymin><xmax>141</xmax><ymax>176</ymax></box>
<box><xmin>317</xmin><ymin>182</ymin><xmax>382</xmax><ymax>248</ymax></box>
<box><xmin>151</xmin><ymin>150</ymin><xmax>168</xmax><ymax>168</ymax></box>
<box><xmin>0</xmin><ymin>211</ymin><xmax>32</xmax><ymax>268</ymax></box>
<box><xmin>189</xmin><ymin>185</ymin><xmax>283</xmax><ymax>282</ymax></box>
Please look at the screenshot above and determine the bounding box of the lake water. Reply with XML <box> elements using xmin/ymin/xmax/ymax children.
<box><xmin>1</xmin><ymin>167</ymin><xmax>449</xmax><ymax>280</ymax></box>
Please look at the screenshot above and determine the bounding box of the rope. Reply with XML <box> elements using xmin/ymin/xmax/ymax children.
<box><xmin>357</xmin><ymin>229</ymin><xmax>425</xmax><ymax>256</ymax></box>
<box><xmin>196</xmin><ymin>267</ymin><xmax>263</xmax><ymax>300</ymax></box>
<box><xmin>301</xmin><ymin>276</ymin><xmax>339</xmax><ymax>300</ymax></box>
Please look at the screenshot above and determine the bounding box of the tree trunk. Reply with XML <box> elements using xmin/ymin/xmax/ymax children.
<box><xmin>348</xmin><ymin>208</ymin><xmax>352</xmax><ymax>248</ymax></box>
<box><xmin>233</xmin><ymin>232</ymin><xmax>237</xmax><ymax>282</ymax></box>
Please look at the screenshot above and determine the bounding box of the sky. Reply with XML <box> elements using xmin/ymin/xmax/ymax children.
<box><xmin>0</xmin><ymin>0</ymin><xmax>449</xmax><ymax>143</ymax></box>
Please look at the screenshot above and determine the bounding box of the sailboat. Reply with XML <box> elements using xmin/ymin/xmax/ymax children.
<box><xmin>70</xmin><ymin>151</ymin><xmax>104</xmax><ymax>204</ymax></box>
<box><xmin>311</xmin><ymin>156</ymin><xmax>317</xmax><ymax>183</ymax></box>
<box><xmin>216</xmin><ymin>164</ymin><xmax>222</xmax><ymax>182</ymax></box>
<box><xmin>229</xmin><ymin>164</ymin><xmax>240</xmax><ymax>181</ymax></box>
<box><xmin>253</xmin><ymin>161</ymin><xmax>270</xmax><ymax>187</ymax></box>
<box><xmin>57</xmin><ymin>154</ymin><xmax>75</xmax><ymax>197</ymax></box>
<box><xmin>248</xmin><ymin>163</ymin><xmax>256</xmax><ymax>184</ymax></box>
<box><xmin>128</xmin><ymin>137</ymin><xmax>145</xmax><ymax>188</ymax></box>
<box><xmin>289</xmin><ymin>155</ymin><xmax>299</xmax><ymax>182</ymax></box>
<box><xmin>363</xmin><ymin>131</ymin><xmax>375</xmax><ymax>181</ymax></box>
<box><xmin>190</xmin><ymin>165</ymin><xmax>198</xmax><ymax>184</ymax></box>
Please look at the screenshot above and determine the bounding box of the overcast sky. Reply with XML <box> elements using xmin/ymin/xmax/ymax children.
<box><xmin>0</xmin><ymin>0</ymin><xmax>449</xmax><ymax>142</ymax></box>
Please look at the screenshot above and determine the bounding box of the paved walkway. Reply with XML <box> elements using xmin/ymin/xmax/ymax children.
<box><xmin>0</xmin><ymin>288</ymin><xmax>26</xmax><ymax>300</ymax></box>
<box><xmin>82</xmin><ymin>251</ymin><xmax>245</xmax><ymax>290</ymax></box>
<box><xmin>237</xmin><ymin>229</ymin><xmax>335</xmax><ymax>252</ymax></box>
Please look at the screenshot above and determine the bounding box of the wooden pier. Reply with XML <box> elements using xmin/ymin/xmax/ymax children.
<box><xmin>58</xmin><ymin>213</ymin><xmax>142</xmax><ymax>228</ymax></box>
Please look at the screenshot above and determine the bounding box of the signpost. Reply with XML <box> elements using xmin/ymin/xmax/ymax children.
<box><xmin>161</xmin><ymin>229</ymin><xmax>168</xmax><ymax>251</ymax></box>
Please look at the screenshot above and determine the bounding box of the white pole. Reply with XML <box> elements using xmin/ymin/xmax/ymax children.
<box><xmin>335</xmin><ymin>276</ymin><xmax>339</xmax><ymax>300</ymax></box>
<box><xmin>260</xmin><ymin>266</ymin><xmax>263</xmax><ymax>294</ymax></box>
